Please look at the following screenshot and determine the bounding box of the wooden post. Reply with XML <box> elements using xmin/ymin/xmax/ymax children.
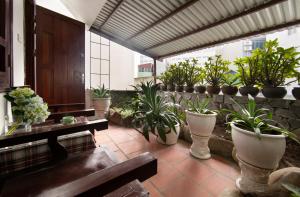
<box><xmin>153</xmin><ymin>58</ymin><xmax>157</xmax><ymax>84</ymax></box>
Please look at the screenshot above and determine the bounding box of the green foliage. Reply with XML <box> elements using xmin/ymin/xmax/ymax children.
<box><xmin>158</xmin><ymin>70</ymin><xmax>174</xmax><ymax>86</ymax></box>
<box><xmin>185</xmin><ymin>97</ymin><xmax>215</xmax><ymax>114</ymax></box>
<box><xmin>282</xmin><ymin>183</ymin><xmax>300</xmax><ymax>197</ymax></box>
<box><xmin>256</xmin><ymin>39</ymin><xmax>300</xmax><ymax>87</ymax></box>
<box><xmin>183</xmin><ymin>58</ymin><xmax>202</xmax><ymax>87</ymax></box>
<box><xmin>222</xmin><ymin>73</ymin><xmax>240</xmax><ymax>86</ymax></box>
<box><xmin>169</xmin><ymin>94</ymin><xmax>186</xmax><ymax>124</ymax></box>
<box><xmin>223</xmin><ymin>96</ymin><xmax>299</xmax><ymax>143</ymax></box>
<box><xmin>169</xmin><ymin>63</ymin><xmax>185</xmax><ymax>86</ymax></box>
<box><xmin>113</xmin><ymin>107</ymin><xmax>134</xmax><ymax>119</ymax></box>
<box><xmin>132</xmin><ymin>81</ymin><xmax>180</xmax><ymax>142</ymax></box>
<box><xmin>235</xmin><ymin>53</ymin><xmax>260</xmax><ymax>87</ymax></box>
<box><xmin>204</xmin><ymin>55</ymin><xmax>230</xmax><ymax>86</ymax></box>
<box><xmin>92</xmin><ymin>85</ymin><xmax>110</xmax><ymax>98</ymax></box>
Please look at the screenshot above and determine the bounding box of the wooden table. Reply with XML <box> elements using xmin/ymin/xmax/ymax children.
<box><xmin>0</xmin><ymin>119</ymin><xmax>108</xmax><ymax>160</ymax></box>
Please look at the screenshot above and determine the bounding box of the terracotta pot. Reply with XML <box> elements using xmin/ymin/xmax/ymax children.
<box><xmin>156</xmin><ymin>124</ymin><xmax>180</xmax><ymax>145</ymax></box>
<box><xmin>184</xmin><ymin>85</ymin><xmax>194</xmax><ymax>93</ymax></box>
<box><xmin>206</xmin><ymin>86</ymin><xmax>221</xmax><ymax>95</ymax></box>
<box><xmin>175</xmin><ymin>85</ymin><xmax>184</xmax><ymax>92</ymax></box>
<box><xmin>194</xmin><ymin>85</ymin><xmax>206</xmax><ymax>94</ymax></box>
<box><xmin>221</xmin><ymin>85</ymin><xmax>238</xmax><ymax>96</ymax></box>
<box><xmin>186</xmin><ymin>111</ymin><xmax>217</xmax><ymax>159</ymax></box>
<box><xmin>167</xmin><ymin>84</ymin><xmax>175</xmax><ymax>92</ymax></box>
<box><xmin>262</xmin><ymin>87</ymin><xmax>287</xmax><ymax>99</ymax></box>
<box><xmin>239</xmin><ymin>86</ymin><xmax>260</xmax><ymax>97</ymax></box>
<box><xmin>292</xmin><ymin>87</ymin><xmax>300</xmax><ymax>100</ymax></box>
<box><xmin>160</xmin><ymin>84</ymin><xmax>167</xmax><ymax>91</ymax></box>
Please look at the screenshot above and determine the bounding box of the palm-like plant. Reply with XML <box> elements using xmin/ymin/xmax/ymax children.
<box><xmin>223</xmin><ymin>96</ymin><xmax>299</xmax><ymax>142</ymax></box>
<box><xmin>184</xmin><ymin>58</ymin><xmax>201</xmax><ymax>87</ymax></box>
<box><xmin>205</xmin><ymin>55</ymin><xmax>230</xmax><ymax>87</ymax></box>
<box><xmin>132</xmin><ymin>81</ymin><xmax>180</xmax><ymax>142</ymax></box>
<box><xmin>185</xmin><ymin>98</ymin><xmax>215</xmax><ymax>114</ymax></box>
<box><xmin>92</xmin><ymin>85</ymin><xmax>110</xmax><ymax>98</ymax></box>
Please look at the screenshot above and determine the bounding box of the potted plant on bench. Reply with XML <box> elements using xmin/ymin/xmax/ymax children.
<box><xmin>221</xmin><ymin>72</ymin><xmax>240</xmax><ymax>96</ymax></box>
<box><xmin>92</xmin><ymin>85</ymin><xmax>111</xmax><ymax>118</ymax></box>
<box><xmin>184</xmin><ymin>58</ymin><xmax>201</xmax><ymax>93</ymax></box>
<box><xmin>234</xmin><ymin>54</ymin><xmax>260</xmax><ymax>97</ymax></box>
<box><xmin>185</xmin><ymin>97</ymin><xmax>217</xmax><ymax>159</ymax></box>
<box><xmin>224</xmin><ymin>96</ymin><xmax>299</xmax><ymax>193</ymax></box>
<box><xmin>170</xmin><ymin>63</ymin><xmax>185</xmax><ymax>92</ymax></box>
<box><xmin>194</xmin><ymin>67</ymin><xmax>206</xmax><ymax>94</ymax></box>
<box><xmin>257</xmin><ymin>39</ymin><xmax>300</xmax><ymax>99</ymax></box>
<box><xmin>132</xmin><ymin>82</ymin><xmax>180</xmax><ymax>145</ymax></box>
<box><xmin>204</xmin><ymin>55</ymin><xmax>230</xmax><ymax>95</ymax></box>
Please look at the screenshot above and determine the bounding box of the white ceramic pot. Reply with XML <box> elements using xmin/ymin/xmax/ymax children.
<box><xmin>156</xmin><ymin>124</ymin><xmax>180</xmax><ymax>145</ymax></box>
<box><xmin>231</xmin><ymin>123</ymin><xmax>286</xmax><ymax>170</ymax></box>
<box><xmin>93</xmin><ymin>97</ymin><xmax>111</xmax><ymax>118</ymax></box>
<box><xmin>186</xmin><ymin>111</ymin><xmax>217</xmax><ymax>159</ymax></box>
<box><xmin>231</xmin><ymin>123</ymin><xmax>286</xmax><ymax>194</ymax></box>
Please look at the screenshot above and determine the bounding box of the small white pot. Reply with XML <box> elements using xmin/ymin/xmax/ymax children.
<box><xmin>186</xmin><ymin>111</ymin><xmax>217</xmax><ymax>159</ymax></box>
<box><xmin>93</xmin><ymin>97</ymin><xmax>111</xmax><ymax>118</ymax></box>
<box><xmin>156</xmin><ymin>124</ymin><xmax>180</xmax><ymax>145</ymax></box>
<box><xmin>231</xmin><ymin>123</ymin><xmax>286</xmax><ymax>194</ymax></box>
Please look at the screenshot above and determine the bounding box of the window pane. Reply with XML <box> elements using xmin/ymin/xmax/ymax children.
<box><xmin>101</xmin><ymin>60</ymin><xmax>109</xmax><ymax>74</ymax></box>
<box><xmin>91</xmin><ymin>58</ymin><xmax>100</xmax><ymax>74</ymax></box>
<box><xmin>101</xmin><ymin>45</ymin><xmax>109</xmax><ymax>60</ymax></box>
<box><xmin>101</xmin><ymin>37</ymin><xmax>109</xmax><ymax>45</ymax></box>
<box><xmin>91</xmin><ymin>32</ymin><xmax>100</xmax><ymax>43</ymax></box>
<box><xmin>91</xmin><ymin>42</ymin><xmax>100</xmax><ymax>58</ymax></box>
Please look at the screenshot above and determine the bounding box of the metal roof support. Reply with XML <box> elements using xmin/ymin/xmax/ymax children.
<box><xmin>125</xmin><ymin>0</ymin><xmax>199</xmax><ymax>41</ymax></box>
<box><xmin>145</xmin><ymin>0</ymin><xmax>288</xmax><ymax>52</ymax></box>
<box><xmin>157</xmin><ymin>19</ymin><xmax>300</xmax><ymax>59</ymax></box>
<box><xmin>98</xmin><ymin>0</ymin><xmax>125</xmax><ymax>29</ymax></box>
<box><xmin>153</xmin><ymin>58</ymin><xmax>157</xmax><ymax>84</ymax></box>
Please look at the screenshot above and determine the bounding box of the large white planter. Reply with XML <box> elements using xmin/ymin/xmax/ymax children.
<box><xmin>231</xmin><ymin>123</ymin><xmax>286</xmax><ymax>194</ymax></box>
<box><xmin>186</xmin><ymin>111</ymin><xmax>217</xmax><ymax>159</ymax></box>
<box><xmin>156</xmin><ymin>124</ymin><xmax>180</xmax><ymax>145</ymax></box>
<box><xmin>93</xmin><ymin>97</ymin><xmax>111</xmax><ymax>118</ymax></box>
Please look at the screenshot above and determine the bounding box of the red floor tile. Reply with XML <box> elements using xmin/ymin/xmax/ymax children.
<box><xmin>143</xmin><ymin>181</ymin><xmax>162</xmax><ymax>197</ymax></box>
<box><xmin>117</xmin><ymin>139</ymin><xmax>148</xmax><ymax>154</ymax></box>
<box><xmin>162</xmin><ymin>176</ymin><xmax>213</xmax><ymax>197</ymax></box>
<box><xmin>155</xmin><ymin>147</ymin><xmax>189</xmax><ymax>164</ymax></box>
<box><xmin>200</xmin><ymin>173</ymin><xmax>236</xmax><ymax>196</ymax></box>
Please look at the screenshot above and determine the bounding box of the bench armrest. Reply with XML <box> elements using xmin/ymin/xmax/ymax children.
<box><xmin>40</xmin><ymin>152</ymin><xmax>157</xmax><ymax>197</ymax></box>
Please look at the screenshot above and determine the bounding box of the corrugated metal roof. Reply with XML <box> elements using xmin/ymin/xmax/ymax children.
<box><xmin>91</xmin><ymin>0</ymin><xmax>300</xmax><ymax>59</ymax></box>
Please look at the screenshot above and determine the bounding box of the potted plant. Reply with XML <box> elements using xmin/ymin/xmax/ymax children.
<box><xmin>257</xmin><ymin>39</ymin><xmax>300</xmax><ymax>98</ymax></box>
<box><xmin>185</xmin><ymin>97</ymin><xmax>217</xmax><ymax>159</ymax></box>
<box><xmin>92</xmin><ymin>85</ymin><xmax>111</xmax><ymax>118</ymax></box>
<box><xmin>194</xmin><ymin>67</ymin><xmax>206</xmax><ymax>94</ymax></box>
<box><xmin>158</xmin><ymin>71</ymin><xmax>169</xmax><ymax>91</ymax></box>
<box><xmin>184</xmin><ymin>58</ymin><xmax>201</xmax><ymax>93</ymax></box>
<box><xmin>205</xmin><ymin>55</ymin><xmax>230</xmax><ymax>95</ymax></box>
<box><xmin>224</xmin><ymin>96</ymin><xmax>299</xmax><ymax>193</ymax></box>
<box><xmin>221</xmin><ymin>72</ymin><xmax>240</xmax><ymax>96</ymax></box>
<box><xmin>4</xmin><ymin>87</ymin><xmax>50</xmax><ymax>134</ymax></box>
<box><xmin>132</xmin><ymin>82</ymin><xmax>180</xmax><ymax>145</ymax></box>
<box><xmin>234</xmin><ymin>54</ymin><xmax>260</xmax><ymax>97</ymax></box>
<box><xmin>170</xmin><ymin>63</ymin><xmax>185</xmax><ymax>92</ymax></box>
<box><xmin>292</xmin><ymin>71</ymin><xmax>300</xmax><ymax>100</ymax></box>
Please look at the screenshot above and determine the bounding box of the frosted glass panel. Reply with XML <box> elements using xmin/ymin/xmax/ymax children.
<box><xmin>101</xmin><ymin>75</ymin><xmax>109</xmax><ymax>88</ymax></box>
<box><xmin>101</xmin><ymin>45</ymin><xmax>109</xmax><ymax>60</ymax></box>
<box><xmin>91</xmin><ymin>74</ymin><xmax>100</xmax><ymax>88</ymax></box>
<box><xmin>91</xmin><ymin>32</ymin><xmax>100</xmax><ymax>43</ymax></box>
<box><xmin>101</xmin><ymin>60</ymin><xmax>109</xmax><ymax>74</ymax></box>
<box><xmin>91</xmin><ymin>43</ymin><xmax>100</xmax><ymax>58</ymax></box>
<box><xmin>101</xmin><ymin>37</ymin><xmax>109</xmax><ymax>45</ymax></box>
<box><xmin>91</xmin><ymin>58</ymin><xmax>100</xmax><ymax>74</ymax></box>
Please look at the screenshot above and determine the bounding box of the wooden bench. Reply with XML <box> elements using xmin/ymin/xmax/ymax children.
<box><xmin>0</xmin><ymin>148</ymin><xmax>157</xmax><ymax>196</ymax></box>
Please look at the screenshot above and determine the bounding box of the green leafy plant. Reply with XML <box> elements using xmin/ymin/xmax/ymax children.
<box><xmin>158</xmin><ymin>70</ymin><xmax>173</xmax><ymax>86</ymax></box>
<box><xmin>196</xmin><ymin>67</ymin><xmax>206</xmax><ymax>85</ymax></box>
<box><xmin>234</xmin><ymin>54</ymin><xmax>260</xmax><ymax>87</ymax></box>
<box><xmin>282</xmin><ymin>183</ymin><xmax>300</xmax><ymax>197</ymax></box>
<box><xmin>183</xmin><ymin>58</ymin><xmax>201</xmax><ymax>87</ymax></box>
<box><xmin>256</xmin><ymin>39</ymin><xmax>300</xmax><ymax>87</ymax></box>
<box><xmin>223</xmin><ymin>96</ymin><xmax>299</xmax><ymax>143</ymax></box>
<box><xmin>169</xmin><ymin>94</ymin><xmax>186</xmax><ymax>124</ymax></box>
<box><xmin>169</xmin><ymin>63</ymin><xmax>185</xmax><ymax>86</ymax></box>
<box><xmin>185</xmin><ymin>97</ymin><xmax>216</xmax><ymax>115</ymax></box>
<box><xmin>204</xmin><ymin>55</ymin><xmax>230</xmax><ymax>86</ymax></box>
<box><xmin>132</xmin><ymin>81</ymin><xmax>180</xmax><ymax>142</ymax></box>
<box><xmin>222</xmin><ymin>73</ymin><xmax>240</xmax><ymax>86</ymax></box>
<box><xmin>92</xmin><ymin>85</ymin><xmax>110</xmax><ymax>98</ymax></box>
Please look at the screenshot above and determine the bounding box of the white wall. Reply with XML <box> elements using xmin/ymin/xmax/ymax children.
<box><xmin>110</xmin><ymin>42</ymin><xmax>135</xmax><ymax>90</ymax></box>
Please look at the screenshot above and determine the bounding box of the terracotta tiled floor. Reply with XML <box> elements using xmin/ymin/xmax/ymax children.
<box><xmin>94</xmin><ymin>124</ymin><xmax>240</xmax><ymax>197</ymax></box>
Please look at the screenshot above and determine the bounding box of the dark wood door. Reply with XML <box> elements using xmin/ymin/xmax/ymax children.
<box><xmin>36</xmin><ymin>6</ymin><xmax>85</xmax><ymax>112</ymax></box>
